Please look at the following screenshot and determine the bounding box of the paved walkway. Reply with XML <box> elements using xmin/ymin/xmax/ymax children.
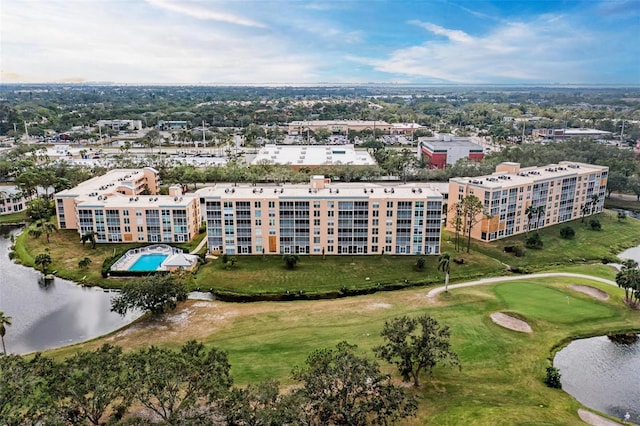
<box><xmin>578</xmin><ymin>409</ymin><xmax>626</xmax><ymax>426</ymax></box>
<box><xmin>427</xmin><ymin>272</ymin><xmax>617</xmax><ymax>299</ymax></box>
<box><xmin>190</xmin><ymin>236</ymin><xmax>208</xmax><ymax>255</ymax></box>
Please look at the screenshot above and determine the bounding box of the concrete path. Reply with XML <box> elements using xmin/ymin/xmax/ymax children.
<box><xmin>190</xmin><ymin>236</ymin><xmax>208</xmax><ymax>255</ymax></box>
<box><xmin>578</xmin><ymin>409</ymin><xmax>625</xmax><ymax>426</ymax></box>
<box><xmin>427</xmin><ymin>272</ymin><xmax>617</xmax><ymax>300</ymax></box>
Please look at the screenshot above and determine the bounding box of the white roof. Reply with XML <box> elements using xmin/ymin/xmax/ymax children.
<box><xmin>197</xmin><ymin>181</ymin><xmax>442</xmax><ymax>200</ymax></box>
<box><xmin>251</xmin><ymin>144</ymin><xmax>377</xmax><ymax>166</ymax></box>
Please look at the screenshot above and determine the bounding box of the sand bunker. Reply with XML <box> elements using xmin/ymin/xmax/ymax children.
<box><xmin>490</xmin><ymin>312</ymin><xmax>532</xmax><ymax>333</ymax></box>
<box><xmin>567</xmin><ymin>285</ymin><xmax>609</xmax><ymax>300</ymax></box>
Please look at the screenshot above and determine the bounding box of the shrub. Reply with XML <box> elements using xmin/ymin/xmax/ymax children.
<box><xmin>415</xmin><ymin>257</ymin><xmax>425</xmax><ymax>271</ymax></box>
<box><xmin>221</xmin><ymin>253</ymin><xmax>228</xmax><ymax>264</ymax></box>
<box><xmin>589</xmin><ymin>219</ymin><xmax>602</xmax><ymax>231</ymax></box>
<box><xmin>525</xmin><ymin>232</ymin><xmax>543</xmax><ymax>249</ymax></box>
<box><xmin>504</xmin><ymin>246</ymin><xmax>514</xmax><ymax>253</ymax></box>
<box><xmin>513</xmin><ymin>245</ymin><xmax>525</xmax><ymax>257</ymax></box>
<box><xmin>559</xmin><ymin>226</ymin><xmax>575</xmax><ymax>239</ymax></box>
<box><xmin>544</xmin><ymin>366</ymin><xmax>562</xmax><ymax>389</ymax></box>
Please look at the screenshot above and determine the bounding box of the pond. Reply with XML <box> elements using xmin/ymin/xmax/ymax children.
<box><xmin>554</xmin><ymin>243</ymin><xmax>640</xmax><ymax>423</ymax></box>
<box><xmin>0</xmin><ymin>227</ymin><xmax>140</xmax><ymax>354</ymax></box>
<box><xmin>554</xmin><ymin>335</ymin><xmax>640</xmax><ymax>423</ymax></box>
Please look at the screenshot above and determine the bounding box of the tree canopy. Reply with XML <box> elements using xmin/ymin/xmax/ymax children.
<box><xmin>110</xmin><ymin>274</ymin><xmax>187</xmax><ymax>316</ymax></box>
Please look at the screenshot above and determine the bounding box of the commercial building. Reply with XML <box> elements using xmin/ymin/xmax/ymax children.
<box><xmin>96</xmin><ymin>119</ymin><xmax>143</xmax><ymax>131</ymax></box>
<box><xmin>418</xmin><ymin>135</ymin><xmax>485</xmax><ymax>169</ymax></box>
<box><xmin>55</xmin><ymin>168</ymin><xmax>201</xmax><ymax>243</ymax></box>
<box><xmin>287</xmin><ymin>120</ymin><xmax>391</xmax><ymax>136</ymax></box>
<box><xmin>532</xmin><ymin>128</ymin><xmax>612</xmax><ymax>140</ymax></box>
<box><xmin>251</xmin><ymin>144</ymin><xmax>377</xmax><ymax>168</ymax></box>
<box><xmin>197</xmin><ymin>176</ymin><xmax>443</xmax><ymax>256</ymax></box>
<box><xmin>447</xmin><ymin>162</ymin><xmax>608</xmax><ymax>242</ymax></box>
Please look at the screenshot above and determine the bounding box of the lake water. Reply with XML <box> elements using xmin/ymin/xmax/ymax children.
<box><xmin>554</xmin><ymin>243</ymin><xmax>640</xmax><ymax>423</ymax></box>
<box><xmin>554</xmin><ymin>335</ymin><xmax>640</xmax><ymax>423</ymax></box>
<box><xmin>0</xmin><ymin>227</ymin><xmax>139</xmax><ymax>354</ymax></box>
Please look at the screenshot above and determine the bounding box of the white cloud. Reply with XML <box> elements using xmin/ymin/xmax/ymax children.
<box><xmin>353</xmin><ymin>17</ymin><xmax>594</xmax><ymax>83</ymax></box>
<box><xmin>144</xmin><ymin>0</ymin><xmax>267</xmax><ymax>28</ymax></box>
<box><xmin>0</xmin><ymin>0</ymin><xmax>321</xmax><ymax>83</ymax></box>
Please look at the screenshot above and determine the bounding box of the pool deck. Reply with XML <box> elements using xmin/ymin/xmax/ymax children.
<box><xmin>110</xmin><ymin>244</ymin><xmax>181</xmax><ymax>272</ymax></box>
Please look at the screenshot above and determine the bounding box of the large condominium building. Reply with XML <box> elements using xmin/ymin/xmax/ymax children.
<box><xmin>447</xmin><ymin>162</ymin><xmax>608</xmax><ymax>242</ymax></box>
<box><xmin>55</xmin><ymin>168</ymin><xmax>201</xmax><ymax>244</ymax></box>
<box><xmin>197</xmin><ymin>176</ymin><xmax>443</xmax><ymax>256</ymax></box>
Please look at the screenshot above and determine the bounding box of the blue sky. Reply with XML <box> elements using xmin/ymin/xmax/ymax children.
<box><xmin>2</xmin><ymin>0</ymin><xmax>639</xmax><ymax>85</ymax></box>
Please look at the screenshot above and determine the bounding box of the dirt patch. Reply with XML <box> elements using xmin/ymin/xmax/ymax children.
<box><xmin>568</xmin><ymin>285</ymin><xmax>609</xmax><ymax>300</ymax></box>
<box><xmin>490</xmin><ymin>312</ymin><xmax>532</xmax><ymax>333</ymax></box>
<box><xmin>367</xmin><ymin>302</ymin><xmax>392</xmax><ymax>309</ymax></box>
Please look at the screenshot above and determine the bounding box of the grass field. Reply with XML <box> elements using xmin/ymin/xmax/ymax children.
<box><xmin>47</xmin><ymin>274</ymin><xmax>640</xmax><ymax>425</ymax></box>
<box><xmin>0</xmin><ymin>210</ymin><xmax>27</xmax><ymax>224</ymax></box>
<box><xmin>467</xmin><ymin>211</ymin><xmax>640</xmax><ymax>270</ymax></box>
<box><xmin>193</xmin><ymin>249</ymin><xmax>503</xmax><ymax>295</ymax></box>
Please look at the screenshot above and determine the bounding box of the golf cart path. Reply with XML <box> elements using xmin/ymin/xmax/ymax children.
<box><xmin>428</xmin><ymin>272</ymin><xmax>625</xmax><ymax>426</ymax></box>
<box><xmin>427</xmin><ymin>272</ymin><xmax>617</xmax><ymax>299</ymax></box>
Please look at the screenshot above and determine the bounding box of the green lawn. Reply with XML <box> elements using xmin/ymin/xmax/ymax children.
<box><xmin>193</xmin><ymin>250</ymin><xmax>503</xmax><ymax>295</ymax></box>
<box><xmin>49</xmin><ymin>275</ymin><xmax>640</xmax><ymax>425</ymax></box>
<box><xmin>0</xmin><ymin>210</ymin><xmax>27</xmax><ymax>224</ymax></box>
<box><xmin>468</xmin><ymin>210</ymin><xmax>640</xmax><ymax>270</ymax></box>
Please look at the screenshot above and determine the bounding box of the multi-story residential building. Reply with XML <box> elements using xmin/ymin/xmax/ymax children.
<box><xmin>55</xmin><ymin>168</ymin><xmax>201</xmax><ymax>244</ymax></box>
<box><xmin>532</xmin><ymin>128</ymin><xmax>612</xmax><ymax>140</ymax></box>
<box><xmin>197</xmin><ymin>176</ymin><xmax>443</xmax><ymax>256</ymax></box>
<box><xmin>447</xmin><ymin>162</ymin><xmax>608</xmax><ymax>242</ymax></box>
<box><xmin>0</xmin><ymin>186</ymin><xmax>29</xmax><ymax>216</ymax></box>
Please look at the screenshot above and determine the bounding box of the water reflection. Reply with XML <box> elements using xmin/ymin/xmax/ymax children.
<box><xmin>0</xmin><ymin>227</ymin><xmax>139</xmax><ymax>354</ymax></box>
<box><xmin>554</xmin><ymin>335</ymin><xmax>640</xmax><ymax>423</ymax></box>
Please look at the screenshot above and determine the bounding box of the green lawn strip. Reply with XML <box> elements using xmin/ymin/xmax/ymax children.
<box><xmin>194</xmin><ymin>250</ymin><xmax>503</xmax><ymax>295</ymax></box>
<box><xmin>604</xmin><ymin>197</ymin><xmax>640</xmax><ymax>212</ymax></box>
<box><xmin>468</xmin><ymin>211</ymin><xmax>640</xmax><ymax>270</ymax></box>
<box><xmin>0</xmin><ymin>210</ymin><xmax>28</xmax><ymax>224</ymax></box>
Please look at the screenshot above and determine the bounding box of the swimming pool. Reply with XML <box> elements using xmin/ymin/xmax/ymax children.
<box><xmin>129</xmin><ymin>254</ymin><xmax>168</xmax><ymax>271</ymax></box>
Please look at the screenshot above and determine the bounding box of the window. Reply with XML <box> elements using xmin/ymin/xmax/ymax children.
<box><xmin>386</xmin><ymin>201</ymin><xmax>393</xmax><ymax>208</ymax></box>
<box><xmin>372</xmin><ymin>202</ymin><xmax>380</xmax><ymax>208</ymax></box>
<box><xmin>372</xmin><ymin>219</ymin><xmax>379</xmax><ymax>226</ymax></box>
<box><xmin>268</xmin><ymin>201</ymin><xmax>275</xmax><ymax>208</ymax></box>
<box><xmin>254</xmin><ymin>201</ymin><xmax>261</xmax><ymax>208</ymax></box>
<box><xmin>386</xmin><ymin>210</ymin><xmax>393</xmax><ymax>217</ymax></box>
<box><xmin>255</xmin><ymin>210</ymin><xmax>261</xmax><ymax>217</ymax></box>
<box><xmin>255</xmin><ymin>219</ymin><xmax>262</xmax><ymax>226</ymax></box>
<box><xmin>328</xmin><ymin>211</ymin><xmax>334</xmax><ymax>217</ymax></box>
<box><xmin>328</xmin><ymin>201</ymin><xmax>334</xmax><ymax>209</ymax></box>
<box><xmin>314</xmin><ymin>201</ymin><xmax>320</xmax><ymax>208</ymax></box>
<box><xmin>314</xmin><ymin>219</ymin><xmax>321</xmax><ymax>226</ymax></box>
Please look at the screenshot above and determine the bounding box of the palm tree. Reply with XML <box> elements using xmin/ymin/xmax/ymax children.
<box><xmin>438</xmin><ymin>253</ymin><xmax>451</xmax><ymax>292</ymax></box>
<box><xmin>41</xmin><ymin>220</ymin><xmax>57</xmax><ymax>243</ymax></box>
<box><xmin>34</xmin><ymin>253</ymin><xmax>52</xmax><ymax>274</ymax></box>
<box><xmin>580</xmin><ymin>203</ymin><xmax>590</xmax><ymax>223</ymax></box>
<box><xmin>0</xmin><ymin>311</ymin><xmax>12</xmax><ymax>355</ymax></box>
<box><xmin>590</xmin><ymin>194</ymin><xmax>600</xmax><ymax>215</ymax></box>
<box><xmin>525</xmin><ymin>205</ymin><xmax>536</xmax><ymax>234</ymax></box>
<box><xmin>536</xmin><ymin>206</ymin><xmax>545</xmax><ymax>229</ymax></box>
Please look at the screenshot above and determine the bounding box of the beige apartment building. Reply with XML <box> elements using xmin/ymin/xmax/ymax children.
<box><xmin>197</xmin><ymin>176</ymin><xmax>443</xmax><ymax>256</ymax></box>
<box><xmin>447</xmin><ymin>162</ymin><xmax>608</xmax><ymax>242</ymax></box>
<box><xmin>55</xmin><ymin>167</ymin><xmax>201</xmax><ymax>243</ymax></box>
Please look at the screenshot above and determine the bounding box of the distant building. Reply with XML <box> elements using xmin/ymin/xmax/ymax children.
<box><xmin>287</xmin><ymin>120</ymin><xmax>391</xmax><ymax>136</ymax></box>
<box><xmin>418</xmin><ymin>134</ymin><xmax>484</xmax><ymax>169</ymax></box>
<box><xmin>55</xmin><ymin>168</ymin><xmax>201</xmax><ymax>244</ymax></box>
<box><xmin>532</xmin><ymin>128</ymin><xmax>612</xmax><ymax>140</ymax></box>
<box><xmin>158</xmin><ymin>120</ymin><xmax>189</xmax><ymax>130</ymax></box>
<box><xmin>251</xmin><ymin>144</ymin><xmax>377</xmax><ymax>168</ymax></box>
<box><xmin>389</xmin><ymin>123</ymin><xmax>427</xmax><ymax>135</ymax></box>
<box><xmin>0</xmin><ymin>186</ymin><xmax>29</xmax><ymax>216</ymax></box>
<box><xmin>197</xmin><ymin>176</ymin><xmax>443</xmax><ymax>256</ymax></box>
<box><xmin>96</xmin><ymin>119</ymin><xmax>143</xmax><ymax>131</ymax></box>
<box><xmin>447</xmin><ymin>161</ymin><xmax>608</xmax><ymax>242</ymax></box>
